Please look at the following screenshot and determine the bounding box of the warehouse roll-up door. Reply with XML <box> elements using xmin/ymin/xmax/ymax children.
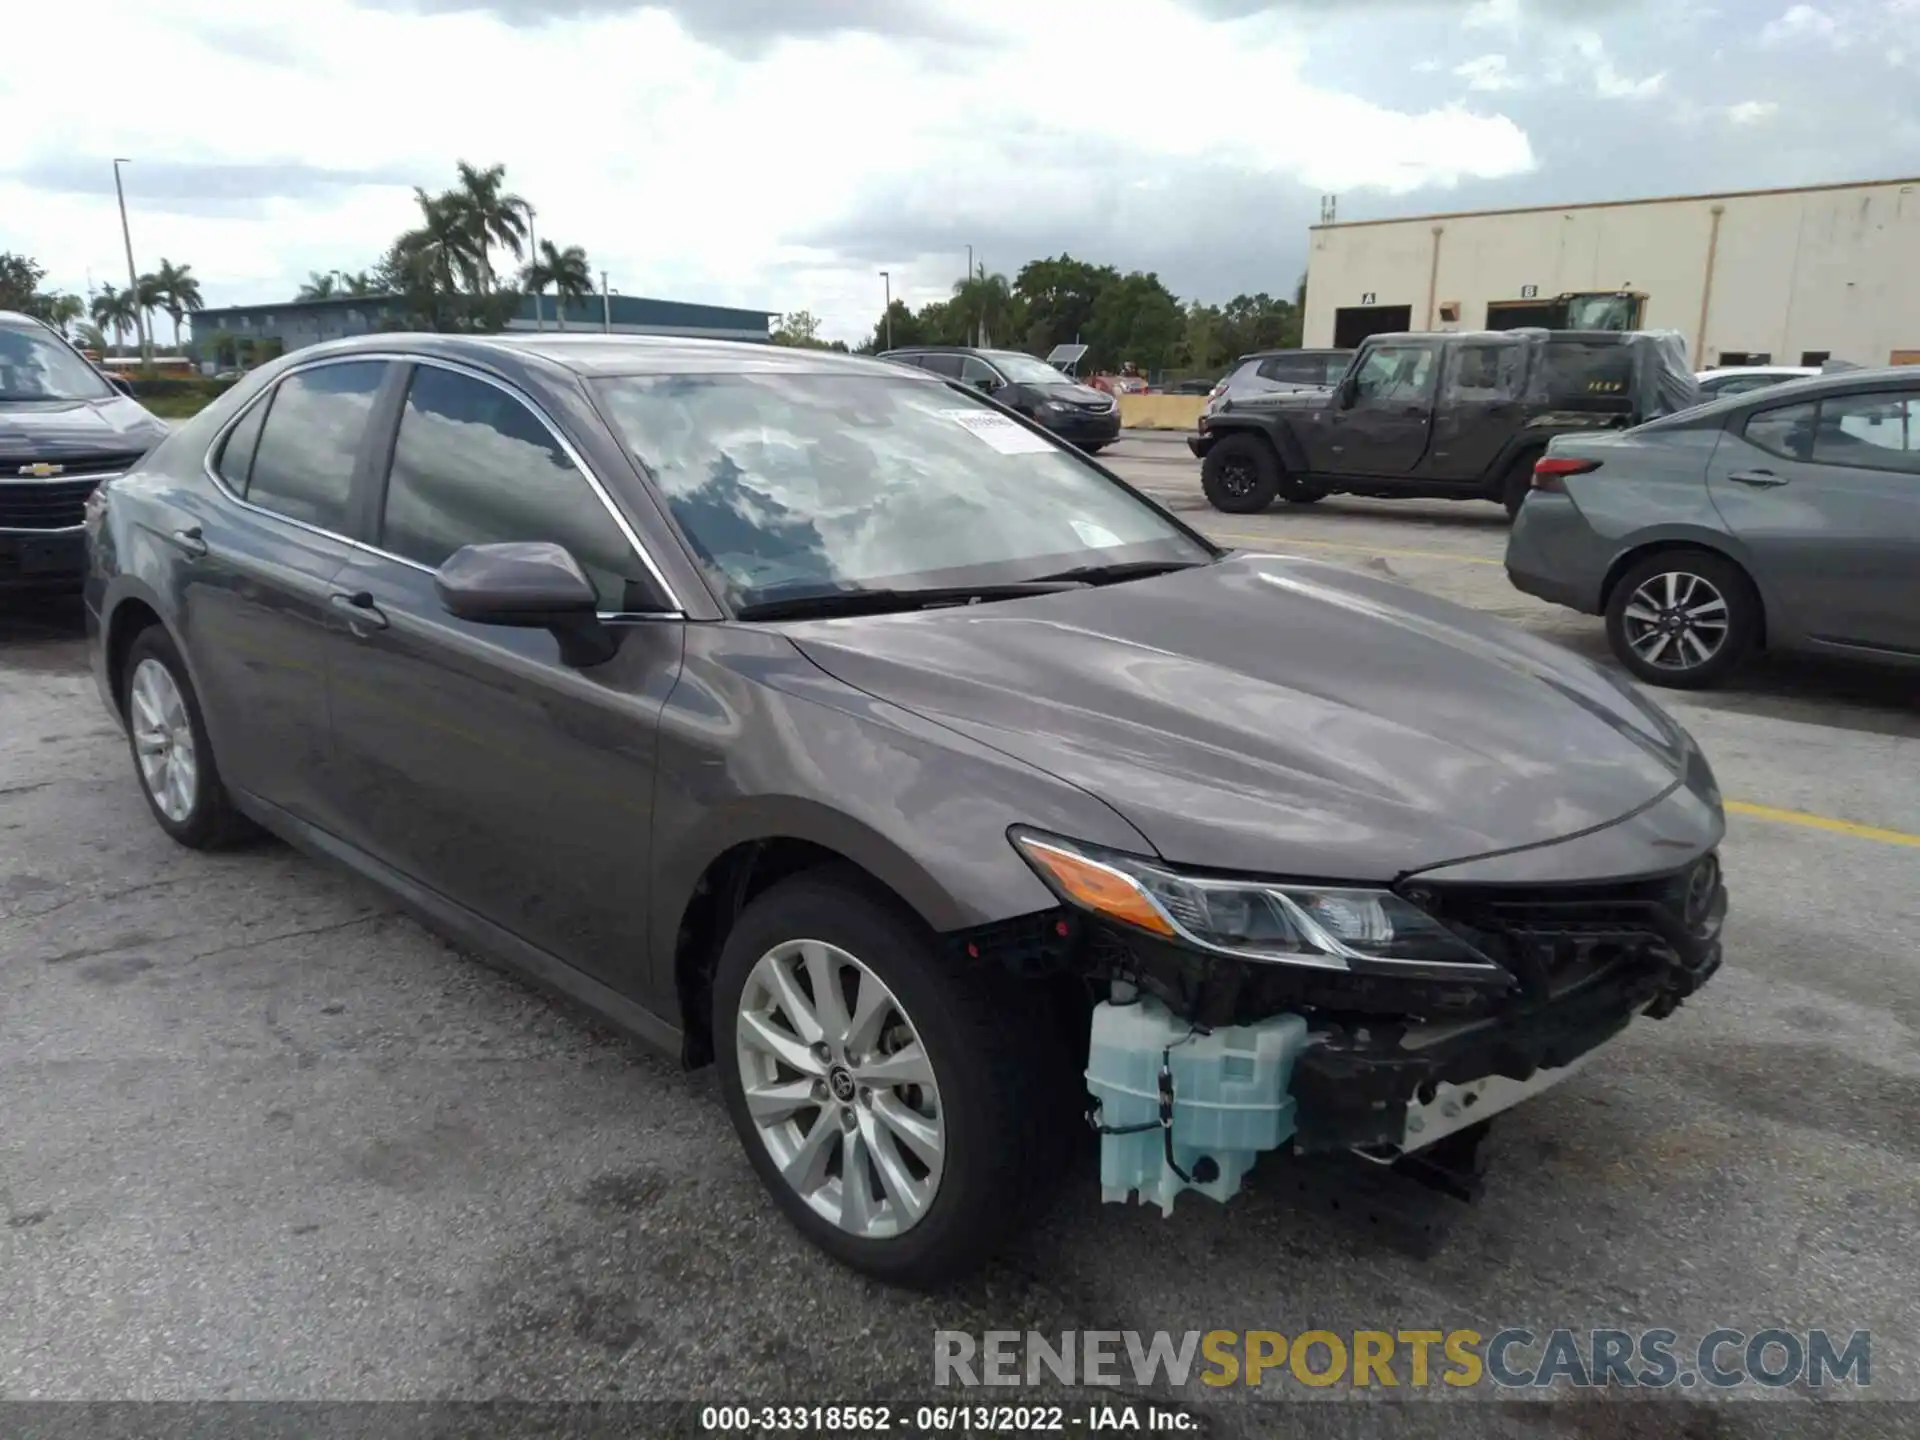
<box><xmin>1333</xmin><ymin>305</ymin><xmax>1413</xmax><ymax>348</ymax></box>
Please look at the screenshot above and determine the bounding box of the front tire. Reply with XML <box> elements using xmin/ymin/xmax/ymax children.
<box><xmin>121</xmin><ymin>626</ymin><xmax>256</xmax><ymax>849</ymax></box>
<box><xmin>1200</xmin><ymin>433</ymin><xmax>1281</xmax><ymax>513</ymax></box>
<box><xmin>714</xmin><ymin>869</ymin><xmax>1050</xmax><ymax>1287</ymax></box>
<box><xmin>1605</xmin><ymin>550</ymin><xmax>1760</xmax><ymax>689</ymax></box>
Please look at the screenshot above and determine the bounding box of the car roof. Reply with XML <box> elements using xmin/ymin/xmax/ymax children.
<box><xmin>0</xmin><ymin>310</ymin><xmax>54</xmax><ymax>328</ymax></box>
<box><xmin>1697</xmin><ymin>365</ymin><xmax>1820</xmax><ymax>378</ymax></box>
<box><xmin>879</xmin><ymin>345</ymin><xmax>985</xmax><ymax>355</ymax></box>
<box><xmin>1240</xmin><ymin>348</ymin><xmax>1350</xmax><ymax>360</ymax></box>
<box><xmin>285</xmin><ymin>332</ymin><xmax>932</xmax><ymax>381</ymax></box>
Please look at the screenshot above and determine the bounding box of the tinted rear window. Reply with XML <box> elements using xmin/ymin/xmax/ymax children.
<box><xmin>245</xmin><ymin>362</ymin><xmax>387</xmax><ymax>531</ymax></box>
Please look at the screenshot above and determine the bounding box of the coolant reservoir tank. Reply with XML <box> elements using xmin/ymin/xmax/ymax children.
<box><xmin>1085</xmin><ymin>994</ymin><xmax>1311</xmax><ymax>1216</ymax></box>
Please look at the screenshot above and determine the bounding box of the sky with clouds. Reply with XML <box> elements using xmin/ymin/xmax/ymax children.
<box><xmin>4</xmin><ymin>0</ymin><xmax>1917</xmax><ymax>343</ymax></box>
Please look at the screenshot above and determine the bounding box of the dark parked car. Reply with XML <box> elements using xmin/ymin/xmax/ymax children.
<box><xmin>1</xmin><ymin>310</ymin><xmax>168</xmax><ymax>594</ymax></box>
<box><xmin>1508</xmin><ymin>367</ymin><xmax>1920</xmax><ymax>688</ymax></box>
<box><xmin>880</xmin><ymin>346</ymin><xmax>1121</xmax><ymax>452</ymax></box>
<box><xmin>1191</xmin><ymin>329</ymin><xmax>1701</xmax><ymax>519</ymax></box>
<box><xmin>88</xmin><ymin>335</ymin><xmax>1726</xmax><ymax>1285</ymax></box>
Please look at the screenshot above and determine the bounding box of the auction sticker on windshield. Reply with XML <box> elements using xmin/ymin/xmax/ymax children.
<box><xmin>940</xmin><ymin>408</ymin><xmax>1057</xmax><ymax>455</ymax></box>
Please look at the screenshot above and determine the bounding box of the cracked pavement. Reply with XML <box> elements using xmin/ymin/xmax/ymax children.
<box><xmin>3</xmin><ymin>446</ymin><xmax>1918</xmax><ymax>1427</ymax></box>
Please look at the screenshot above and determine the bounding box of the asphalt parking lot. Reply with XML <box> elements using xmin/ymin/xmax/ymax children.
<box><xmin>4</xmin><ymin>432</ymin><xmax>1918</xmax><ymax>1425</ymax></box>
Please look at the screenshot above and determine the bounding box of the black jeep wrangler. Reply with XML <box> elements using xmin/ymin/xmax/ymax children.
<box><xmin>1188</xmin><ymin>328</ymin><xmax>1701</xmax><ymax>520</ymax></box>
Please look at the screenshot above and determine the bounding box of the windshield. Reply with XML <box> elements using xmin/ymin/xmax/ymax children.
<box><xmin>983</xmin><ymin>351</ymin><xmax>1073</xmax><ymax>386</ymax></box>
<box><xmin>592</xmin><ymin>373</ymin><xmax>1211</xmax><ymax>610</ymax></box>
<box><xmin>0</xmin><ymin>320</ymin><xmax>116</xmax><ymax>402</ymax></box>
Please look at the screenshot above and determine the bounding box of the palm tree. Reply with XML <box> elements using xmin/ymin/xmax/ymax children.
<box><xmin>76</xmin><ymin>322</ymin><xmax>108</xmax><ymax>353</ymax></box>
<box><xmin>452</xmin><ymin>161</ymin><xmax>528</xmax><ymax>294</ymax></box>
<box><xmin>399</xmin><ymin>187</ymin><xmax>484</xmax><ymax>294</ymax></box>
<box><xmin>90</xmin><ymin>285</ymin><xmax>137</xmax><ymax>353</ymax></box>
<box><xmin>522</xmin><ymin>240</ymin><xmax>593</xmax><ymax>330</ymax></box>
<box><xmin>152</xmin><ymin>259</ymin><xmax>203</xmax><ymax>351</ymax></box>
<box><xmin>40</xmin><ymin>292</ymin><xmax>85</xmax><ymax>336</ymax></box>
<box><xmin>339</xmin><ymin>270</ymin><xmax>381</xmax><ymax>296</ymax></box>
<box><xmin>952</xmin><ymin>264</ymin><xmax>1014</xmax><ymax>348</ymax></box>
<box><xmin>135</xmin><ymin>272</ymin><xmax>166</xmax><ymax>355</ymax></box>
<box><xmin>296</xmin><ymin>270</ymin><xmax>339</xmax><ymax>301</ymax></box>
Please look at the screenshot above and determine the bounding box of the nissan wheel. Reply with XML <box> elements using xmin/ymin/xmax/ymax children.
<box><xmin>1605</xmin><ymin>550</ymin><xmax>1760</xmax><ymax>690</ymax></box>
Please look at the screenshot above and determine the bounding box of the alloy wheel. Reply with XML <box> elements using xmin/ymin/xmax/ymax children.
<box><xmin>1620</xmin><ymin>570</ymin><xmax>1731</xmax><ymax>672</ymax></box>
<box><xmin>735</xmin><ymin>939</ymin><xmax>945</xmax><ymax>1239</ymax></box>
<box><xmin>1217</xmin><ymin>456</ymin><xmax>1258</xmax><ymax>499</ymax></box>
<box><xmin>130</xmin><ymin>658</ymin><xmax>199</xmax><ymax>823</ymax></box>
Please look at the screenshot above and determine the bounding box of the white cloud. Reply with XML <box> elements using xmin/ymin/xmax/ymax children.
<box><xmin>1464</xmin><ymin>0</ymin><xmax>1523</xmax><ymax>35</ymax></box>
<box><xmin>1455</xmin><ymin>53</ymin><xmax>1526</xmax><ymax>90</ymax></box>
<box><xmin>1725</xmin><ymin>100</ymin><xmax>1780</xmax><ymax>124</ymax></box>
<box><xmin>1571</xmin><ymin>29</ymin><xmax>1666</xmax><ymax>99</ymax></box>
<box><xmin>3</xmin><ymin>0</ymin><xmax>1540</xmax><ymax>342</ymax></box>
<box><xmin>1760</xmin><ymin>4</ymin><xmax>1844</xmax><ymax>45</ymax></box>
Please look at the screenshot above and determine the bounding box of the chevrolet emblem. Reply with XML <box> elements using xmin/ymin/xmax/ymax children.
<box><xmin>17</xmin><ymin>462</ymin><xmax>64</xmax><ymax>478</ymax></box>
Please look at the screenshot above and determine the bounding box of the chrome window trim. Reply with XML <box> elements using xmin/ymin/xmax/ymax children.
<box><xmin>199</xmin><ymin>350</ymin><xmax>687</xmax><ymax>619</ymax></box>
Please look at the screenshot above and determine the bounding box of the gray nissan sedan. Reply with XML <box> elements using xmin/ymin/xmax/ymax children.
<box><xmin>86</xmin><ymin>334</ymin><xmax>1727</xmax><ymax>1285</ymax></box>
<box><xmin>1508</xmin><ymin>366</ymin><xmax>1920</xmax><ymax>689</ymax></box>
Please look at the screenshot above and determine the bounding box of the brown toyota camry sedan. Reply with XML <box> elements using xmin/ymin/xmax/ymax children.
<box><xmin>85</xmin><ymin>335</ymin><xmax>1727</xmax><ymax>1286</ymax></box>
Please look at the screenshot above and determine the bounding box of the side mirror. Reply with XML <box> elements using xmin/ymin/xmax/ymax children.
<box><xmin>973</xmin><ymin>375</ymin><xmax>998</xmax><ymax>393</ymax></box>
<box><xmin>434</xmin><ymin>541</ymin><xmax>618</xmax><ymax>667</ymax></box>
<box><xmin>106</xmin><ymin>374</ymin><xmax>134</xmax><ymax>396</ymax></box>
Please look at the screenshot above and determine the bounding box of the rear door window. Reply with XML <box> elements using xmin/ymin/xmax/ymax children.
<box><xmin>244</xmin><ymin>362</ymin><xmax>388</xmax><ymax>532</ymax></box>
<box><xmin>1811</xmin><ymin>392</ymin><xmax>1920</xmax><ymax>474</ymax></box>
<box><xmin>1445</xmin><ymin>343</ymin><xmax>1524</xmax><ymax>401</ymax></box>
<box><xmin>1257</xmin><ymin>354</ymin><xmax>1328</xmax><ymax>386</ymax></box>
<box><xmin>1743</xmin><ymin>400</ymin><xmax>1818</xmax><ymax>461</ymax></box>
<box><xmin>215</xmin><ymin>395</ymin><xmax>271</xmax><ymax>493</ymax></box>
<box><xmin>1353</xmin><ymin>345</ymin><xmax>1436</xmax><ymax>404</ymax></box>
<box><xmin>917</xmin><ymin>354</ymin><xmax>964</xmax><ymax>379</ymax></box>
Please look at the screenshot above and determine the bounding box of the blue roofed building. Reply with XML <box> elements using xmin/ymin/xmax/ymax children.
<box><xmin>189</xmin><ymin>291</ymin><xmax>774</xmax><ymax>368</ymax></box>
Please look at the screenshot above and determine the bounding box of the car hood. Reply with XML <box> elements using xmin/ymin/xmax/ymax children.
<box><xmin>0</xmin><ymin>396</ymin><xmax>167</xmax><ymax>460</ymax></box>
<box><xmin>1033</xmin><ymin>382</ymin><xmax>1114</xmax><ymax>405</ymax></box>
<box><xmin>784</xmin><ymin>553</ymin><xmax>1699</xmax><ymax>880</ymax></box>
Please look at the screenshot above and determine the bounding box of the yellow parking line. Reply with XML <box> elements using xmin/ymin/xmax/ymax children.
<box><xmin>1725</xmin><ymin>800</ymin><xmax>1920</xmax><ymax>848</ymax></box>
<box><xmin>1205</xmin><ymin>529</ymin><xmax>1504</xmax><ymax>567</ymax></box>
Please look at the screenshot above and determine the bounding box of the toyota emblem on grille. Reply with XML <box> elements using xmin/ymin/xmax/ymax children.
<box><xmin>17</xmin><ymin>462</ymin><xmax>64</xmax><ymax>478</ymax></box>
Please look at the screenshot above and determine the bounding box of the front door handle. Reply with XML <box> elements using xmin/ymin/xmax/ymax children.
<box><xmin>1727</xmin><ymin>470</ymin><xmax>1789</xmax><ymax>488</ymax></box>
<box><xmin>169</xmin><ymin>526</ymin><xmax>207</xmax><ymax>558</ymax></box>
<box><xmin>329</xmin><ymin>590</ymin><xmax>390</xmax><ymax>635</ymax></box>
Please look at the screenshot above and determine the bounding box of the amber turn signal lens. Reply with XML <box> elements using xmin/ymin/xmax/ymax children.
<box><xmin>1016</xmin><ymin>839</ymin><xmax>1176</xmax><ymax>938</ymax></box>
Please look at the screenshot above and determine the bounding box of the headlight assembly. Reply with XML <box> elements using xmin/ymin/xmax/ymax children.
<box><xmin>1011</xmin><ymin>830</ymin><xmax>1506</xmax><ymax>981</ymax></box>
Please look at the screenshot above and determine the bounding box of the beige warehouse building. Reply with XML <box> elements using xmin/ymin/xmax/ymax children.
<box><xmin>1302</xmin><ymin>176</ymin><xmax>1920</xmax><ymax>370</ymax></box>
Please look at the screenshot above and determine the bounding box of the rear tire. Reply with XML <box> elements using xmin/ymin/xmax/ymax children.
<box><xmin>713</xmin><ymin>867</ymin><xmax>1054</xmax><ymax>1287</ymax></box>
<box><xmin>1201</xmin><ymin>433</ymin><xmax>1281</xmax><ymax>513</ymax></box>
<box><xmin>121</xmin><ymin>626</ymin><xmax>257</xmax><ymax>849</ymax></box>
<box><xmin>1605</xmin><ymin>549</ymin><xmax>1761</xmax><ymax>690</ymax></box>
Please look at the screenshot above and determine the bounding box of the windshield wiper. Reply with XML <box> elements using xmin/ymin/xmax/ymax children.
<box><xmin>1028</xmin><ymin>558</ymin><xmax>1209</xmax><ymax>585</ymax></box>
<box><xmin>734</xmin><ymin>581</ymin><xmax>1084</xmax><ymax>622</ymax></box>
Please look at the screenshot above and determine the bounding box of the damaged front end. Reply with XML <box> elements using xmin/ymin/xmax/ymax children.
<box><xmin>956</xmin><ymin>832</ymin><xmax>1727</xmax><ymax>1217</ymax></box>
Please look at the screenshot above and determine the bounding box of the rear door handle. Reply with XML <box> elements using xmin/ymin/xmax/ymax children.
<box><xmin>169</xmin><ymin>526</ymin><xmax>207</xmax><ymax>558</ymax></box>
<box><xmin>329</xmin><ymin>590</ymin><xmax>390</xmax><ymax>634</ymax></box>
<box><xmin>1727</xmin><ymin>470</ymin><xmax>1789</xmax><ymax>488</ymax></box>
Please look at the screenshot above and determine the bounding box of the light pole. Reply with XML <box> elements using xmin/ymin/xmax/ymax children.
<box><xmin>601</xmin><ymin>271</ymin><xmax>612</xmax><ymax>333</ymax></box>
<box><xmin>518</xmin><ymin>200</ymin><xmax>540</xmax><ymax>330</ymax></box>
<box><xmin>112</xmin><ymin>158</ymin><xmax>147</xmax><ymax>365</ymax></box>
<box><xmin>880</xmin><ymin>271</ymin><xmax>892</xmax><ymax>351</ymax></box>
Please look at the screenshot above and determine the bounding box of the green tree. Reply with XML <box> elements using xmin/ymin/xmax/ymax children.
<box><xmin>1012</xmin><ymin>254</ymin><xmax>1117</xmax><ymax>358</ymax></box>
<box><xmin>339</xmin><ymin>270</ymin><xmax>382</xmax><ymax>296</ymax></box>
<box><xmin>297</xmin><ymin>270</ymin><xmax>340</xmax><ymax>300</ymax></box>
<box><xmin>522</xmin><ymin>240</ymin><xmax>593</xmax><ymax>329</ymax></box>
<box><xmin>771</xmin><ymin>310</ymin><xmax>827</xmax><ymax>347</ymax></box>
<box><xmin>39</xmin><ymin>292</ymin><xmax>86</xmax><ymax>336</ymax></box>
<box><xmin>1087</xmin><ymin>271</ymin><xmax>1184</xmax><ymax>373</ymax></box>
<box><xmin>151</xmin><ymin>259</ymin><xmax>203</xmax><ymax>350</ymax></box>
<box><xmin>90</xmin><ymin>284</ymin><xmax>138</xmax><ymax>352</ymax></box>
<box><xmin>0</xmin><ymin>252</ymin><xmax>45</xmax><ymax>312</ymax></box>
<box><xmin>950</xmin><ymin>265</ymin><xmax>1020</xmax><ymax>349</ymax></box>
<box><xmin>452</xmin><ymin>160</ymin><xmax>529</xmax><ymax>295</ymax></box>
<box><xmin>134</xmin><ymin>272</ymin><xmax>167</xmax><ymax>355</ymax></box>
